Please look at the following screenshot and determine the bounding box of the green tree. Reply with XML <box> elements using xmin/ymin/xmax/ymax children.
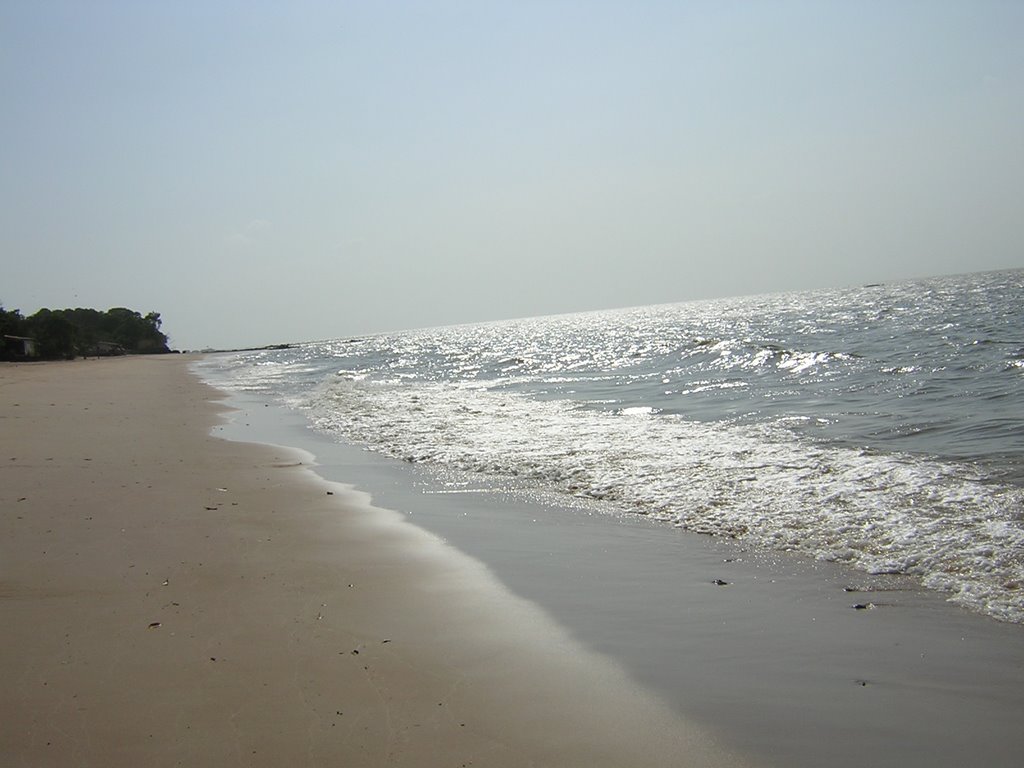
<box><xmin>102</xmin><ymin>307</ymin><xmax>169</xmax><ymax>353</ymax></box>
<box><xmin>0</xmin><ymin>305</ymin><xmax>26</xmax><ymax>338</ymax></box>
<box><xmin>65</xmin><ymin>308</ymin><xmax>101</xmax><ymax>355</ymax></box>
<box><xmin>25</xmin><ymin>308</ymin><xmax>76</xmax><ymax>359</ymax></box>
<box><xmin>138</xmin><ymin>311</ymin><xmax>168</xmax><ymax>353</ymax></box>
<box><xmin>2</xmin><ymin>305</ymin><xmax>171</xmax><ymax>358</ymax></box>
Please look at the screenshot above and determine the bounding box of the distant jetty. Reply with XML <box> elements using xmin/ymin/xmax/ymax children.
<box><xmin>196</xmin><ymin>343</ymin><xmax>294</xmax><ymax>354</ymax></box>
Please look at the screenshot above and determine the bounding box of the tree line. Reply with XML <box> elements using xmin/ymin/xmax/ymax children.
<box><xmin>1</xmin><ymin>306</ymin><xmax>171</xmax><ymax>360</ymax></box>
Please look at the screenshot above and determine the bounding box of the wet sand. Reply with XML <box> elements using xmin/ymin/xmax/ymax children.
<box><xmin>215</xmin><ymin>382</ymin><xmax>1024</xmax><ymax>768</ymax></box>
<box><xmin>0</xmin><ymin>356</ymin><xmax>751</xmax><ymax>767</ymax></box>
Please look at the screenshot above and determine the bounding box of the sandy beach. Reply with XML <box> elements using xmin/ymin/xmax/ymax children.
<box><xmin>0</xmin><ymin>356</ymin><xmax>750</xmax><ymax>767</ymax></box>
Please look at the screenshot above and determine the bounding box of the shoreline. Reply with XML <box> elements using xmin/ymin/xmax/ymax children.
<box><xmin>1</xmin><ymin>356</ymin><xmax>748</xmax><ymax>767</ymax></box>
<box><xmin>208</xmin><ymin>375</ymin><xmax>1024</xmax><ymax>768</ymax></box>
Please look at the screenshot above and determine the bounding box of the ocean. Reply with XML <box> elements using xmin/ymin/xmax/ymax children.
<box><xmin>198</xmin><ymin>268</ymin><xmax>1024</xmax><ymax>625</ymax></box>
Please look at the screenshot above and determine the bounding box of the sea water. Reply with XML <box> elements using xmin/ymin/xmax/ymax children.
<box><xmin>198</xmin><ymin>269</ymin><xmax>1024</xmax><ymax>624</ymax></box>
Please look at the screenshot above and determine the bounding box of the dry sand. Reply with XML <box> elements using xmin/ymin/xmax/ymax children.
<box><xmin>0</xmin><ymin>356</ymin><xmax>752</xmax><ymax>767</ymax></box>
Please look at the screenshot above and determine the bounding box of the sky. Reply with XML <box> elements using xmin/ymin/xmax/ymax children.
<box><xmin>2</xmin><ymin>1</ymin><xmax>1022</xmax><ymax>350</ymax></box>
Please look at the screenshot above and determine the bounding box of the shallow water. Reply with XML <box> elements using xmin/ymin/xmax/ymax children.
<box><xmin>198</xmin><ymin>269</ymin><xmax>1024</xmax><ymax>623</ymax></box>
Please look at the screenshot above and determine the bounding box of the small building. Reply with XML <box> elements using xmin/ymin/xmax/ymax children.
<box><xmin>2</xmin><ymin>335</ymin><xmax>38</xmax><ymax>359</ymax></box>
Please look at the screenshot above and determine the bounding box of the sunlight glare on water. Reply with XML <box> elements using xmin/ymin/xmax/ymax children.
<box><xmin>200</xmin><ymin>270</ymin><xmax>1024</xmax><ymax>622</ymax></box>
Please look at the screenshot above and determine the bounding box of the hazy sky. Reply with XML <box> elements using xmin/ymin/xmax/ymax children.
<box><xmin>2</xmin><ymin>1</ymin><xmax>1022</xmax><ymax>350</ymax></box>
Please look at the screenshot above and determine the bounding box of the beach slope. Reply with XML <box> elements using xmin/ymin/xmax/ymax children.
<box><xmin>0</xmin><ymin>356</ymin><xmax>748</xmax><ymax>768</ymax></box>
